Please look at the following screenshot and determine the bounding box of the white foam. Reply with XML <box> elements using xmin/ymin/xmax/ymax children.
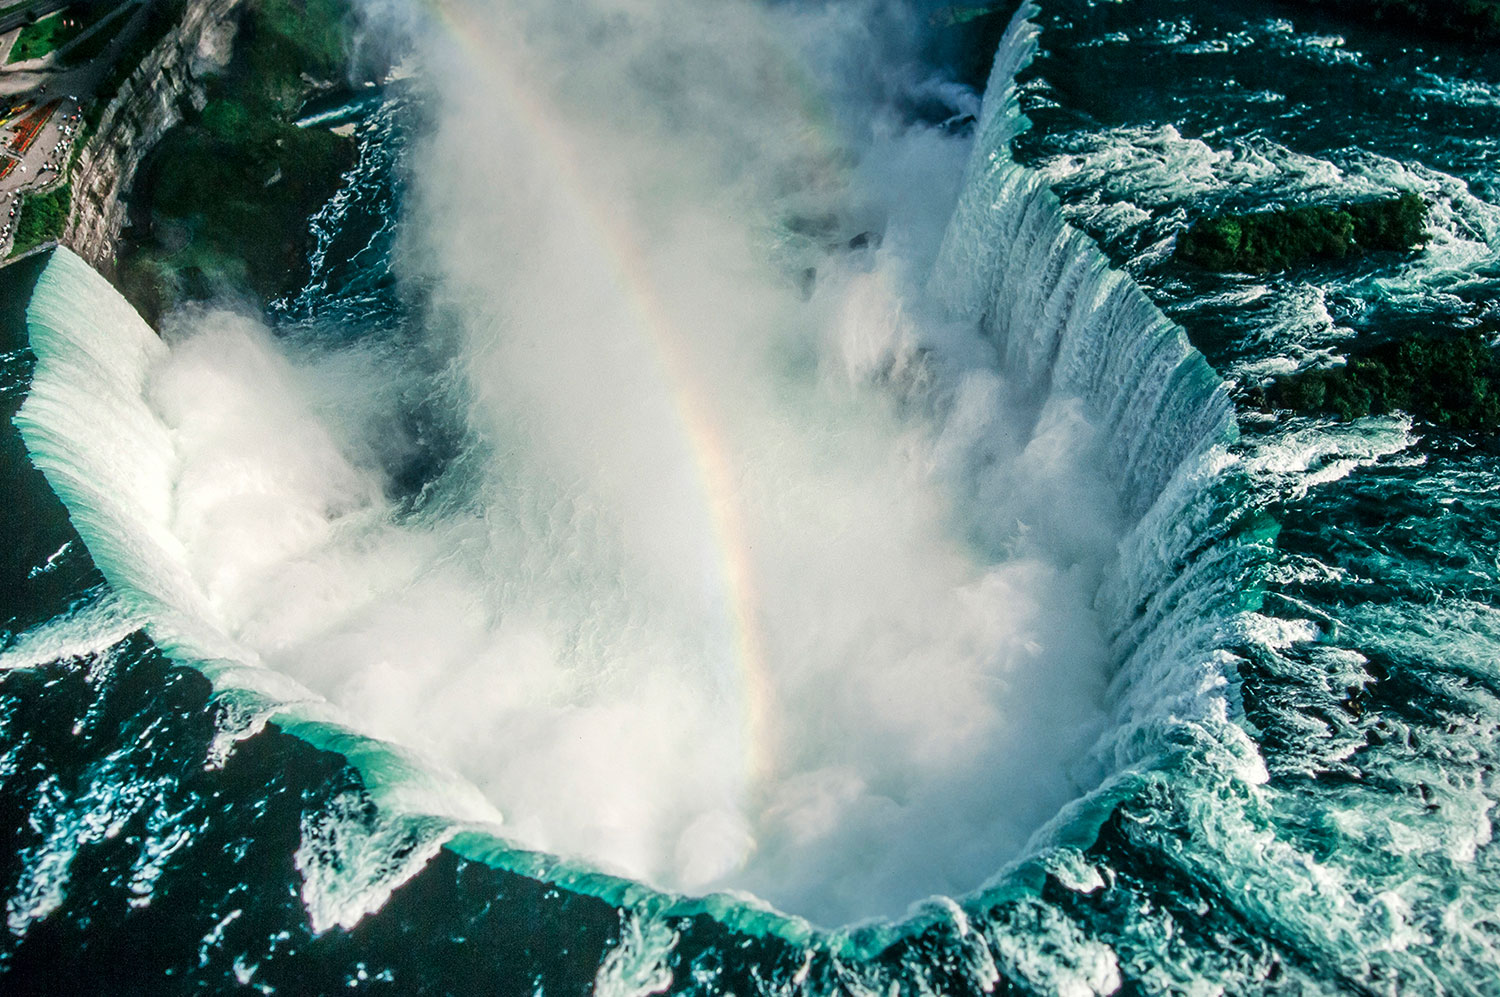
<box><xmin>0</xmin><ymin>591</ymin><xmax>143</xmax><ymax>671</ymax></box>
<box><xmin>14</xmin><ymin>0</ymin><xmax>1245</xmax><ymax>937</ymax></box>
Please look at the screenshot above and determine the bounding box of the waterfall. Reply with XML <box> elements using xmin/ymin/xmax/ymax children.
<box><xmin>933</xmin><ymin>2</ymin><xmax>1236</xmax><ymax>521</ymax></box>
<box><xmin>925</xmin><ymin>2</ymin><xmax>1255</xmax><ymax>787</ymax></box>
<box><xmin>11</xmin><ymin>0</ymin><xmax>1258</xmax><ymax>966</ymax></box>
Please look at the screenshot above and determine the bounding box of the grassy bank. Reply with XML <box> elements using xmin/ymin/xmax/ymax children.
<box><xmin>10</xmin><ymin>184</ymin><xmax>70</xmax><ymax>256</ymax></box>
<box><xmin>1177</xmin><ymin>193</ymin><xmax>1428</xmax><ymax>274</ymax></box>
<box><xmin>115</xmin><ymin>0</ymin><xmax>357</xmax><ymax>319</ymax></box>
<box><xmin>1265</xmin><ymin>330</ymin><xmax>1500</xmax><ymax>430</ymax></box>
<box><xmin>6</xmin><ymin>1</ymin><xmax>119</xmax><ymax>64</ymax></box>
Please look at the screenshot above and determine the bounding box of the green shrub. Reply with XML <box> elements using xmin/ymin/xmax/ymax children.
<box><xmin>1347</xmin><ymin>193</ymin><xmax>1429</xmax><ymax>250</ymax></box>
<box><xmin>1178</xmin><ymin>193</ymin><xmax>1428</xmax><ymax>274</ymax></box>
<box><xmin>198</xmin><ymin>97</ymin><xmax>251</xmax><ymax>140</ymax></box>
<box><xmin>10</xmin><ymin>184</ymin><xmax>71</xmax><ymax>256</ymax></box>
<box><xmin>1269</xmin><ymin>330</ymin><xmax>1500</xmax><ymax>431</ymax></box>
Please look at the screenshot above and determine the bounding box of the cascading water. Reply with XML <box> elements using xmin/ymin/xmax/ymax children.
<box><xmin>15</xmin><ymin>0</ymin><xmax>1246</xmax><ymax>945</ymax></box>
<box><xmin>4</xmin><ymin>0</ymin><xmax>1497</xmax><ymax>993</ymax></box>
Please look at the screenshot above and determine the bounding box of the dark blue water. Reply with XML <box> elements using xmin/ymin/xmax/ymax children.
<box><xmin>3</xmin><ymin>1</ymin><xmax>1499</xmax><ymax>993</ymax></box>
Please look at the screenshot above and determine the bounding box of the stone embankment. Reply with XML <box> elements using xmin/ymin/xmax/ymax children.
<box><xmin>62</xmin><ymin>0</ymin><xmax>241</xmax><ymax>274</ymax></box>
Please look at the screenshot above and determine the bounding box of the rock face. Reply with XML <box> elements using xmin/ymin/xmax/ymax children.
<box><xmin>62</xmin><ymin>0</ymin><xmax>243</xmax><ymax>274</ymax></box>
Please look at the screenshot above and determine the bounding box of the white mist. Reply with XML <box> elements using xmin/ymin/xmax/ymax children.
<box><xmin>125</xmin><ymin>0</ymin><xmax>1128</xmax><ymax>927</ymax></box>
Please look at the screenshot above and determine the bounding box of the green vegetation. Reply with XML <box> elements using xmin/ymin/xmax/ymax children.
<box><xmin>1177</xmin><ymin>193</ymin><xmax>1428</xmax><ymax>274</ymax></box>
<box><xmin>1267</xmin><ymin>330</ymin><xmax>1500</xmax><ymax>430</ymax></box>
<box><xmin>118</xmin><ymin>112</ymin><xmax>352</xmax><ymax>317</ymax></box>
<box><xmin>239</xmin><ymin>0</ymin><xmax>351</xmax><ymax>113</ymax></box>
<box><xmin>9</xmin><ymin>184</ymin><xmax>71</xmax><ymax>256</ymax></box>
<box><xmin>116</xmin><ymin>0</ymin><xmax>357</xmax><ymax>319</ymax></box>
<box><xmin>6</xmin><ymin>1</ymin><xmax>119</xmax><ymax>64</ymax></box>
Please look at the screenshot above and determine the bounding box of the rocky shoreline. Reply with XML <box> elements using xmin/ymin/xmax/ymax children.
<box><xmin>63</xmin><ymin>0</ymin><xmax>245</xmax><ymax>274</ymax></box>
<box><xmin>3</xmin><ymin>0</ymin><xmax>362</xmax><ymax>321</ymax></box>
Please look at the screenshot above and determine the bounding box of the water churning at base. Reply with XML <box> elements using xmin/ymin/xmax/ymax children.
<box><xmin>17</xmin><ymin>0</ymin><xmax>1238</xmax><ymax>931</ymax></box>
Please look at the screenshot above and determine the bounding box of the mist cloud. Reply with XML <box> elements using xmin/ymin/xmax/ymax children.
<box><xmin>142</xmin><ymin>0</ymin><xmax>1127</xmax><ymax>927</ymax></box>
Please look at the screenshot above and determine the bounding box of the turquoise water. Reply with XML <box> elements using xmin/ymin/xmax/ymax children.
<box><xmin>2</xmin><ymin>1</ymin><xmax>1498</xmax><ymax>993</ymax></box>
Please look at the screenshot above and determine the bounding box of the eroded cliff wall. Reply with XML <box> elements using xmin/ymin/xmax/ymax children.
<box><xmin>63</xmin><ymin>0</ymin><xmax>242</xmax><ymax>273</ymax></box>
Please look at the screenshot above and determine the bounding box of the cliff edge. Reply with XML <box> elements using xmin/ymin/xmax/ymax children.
<box><xmin>63</xmin><ymin>0</ymin><xmax>243</xmax><ymax>275</ymax></box>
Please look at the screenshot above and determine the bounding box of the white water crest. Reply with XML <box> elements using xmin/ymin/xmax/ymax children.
<box><xmin>17</xmin><ymin>0</ymin><xmax>1241</xmax><ymax>934</ymax></box>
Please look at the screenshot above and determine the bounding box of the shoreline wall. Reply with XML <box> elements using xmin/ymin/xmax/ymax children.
<box><xmin>62</xmin><ymin>0</ymin><xmax>243</xmax><ymax>274</ymax></box>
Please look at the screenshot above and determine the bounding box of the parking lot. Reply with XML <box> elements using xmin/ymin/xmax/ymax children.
<box><xmin>0</xmin><ymin>90</ymin><xmax>82</xmax><ymax>254</ymax></box>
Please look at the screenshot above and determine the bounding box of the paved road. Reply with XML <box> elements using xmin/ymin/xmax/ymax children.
<box><xmin>0</xmin><ymin>92</ymin><xmax>82</xmax><ymax>250</ymax></box>
<box><xmin>0</xmin><ymin>1</ymin><xmax>145</xmax><ymax>256</ymax></box>
<box><xmin>0</xmin><ymin>0</ymin><xmax>73</xmax><ymax>37</ymax></box>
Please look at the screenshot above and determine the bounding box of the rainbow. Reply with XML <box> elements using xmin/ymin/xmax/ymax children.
<box><xmin>413</xmin><ymin>0</ymin><xmax>835</xmax><ymax>795</ymax></box>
